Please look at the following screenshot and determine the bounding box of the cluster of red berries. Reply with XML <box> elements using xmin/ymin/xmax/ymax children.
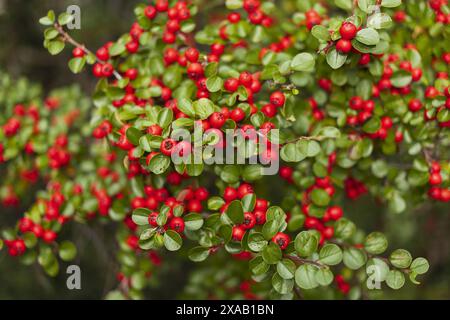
<box><xmin>144</xmin><ymin>0</ymin><xmax>191</xmax><ymax>44</ymax></box>
<box><xmin>3</xmin><ymin>238</ymin><xmax>26</xmax><ymax>256</ymax></box>
<box><xmin>428</xmin><ymin>162</ymin><xmax>450</xmax><ymax>202</ymax></box>
<box><xmin>335</xmin><ymin>274</ymin><xmax>350</xmax><ymax>294</ymax></box>
<box><xmin>336</xmin><ymin>22</ymin><xmax>358</xmax><ymax>54</ymax></box>
<box><xmin>344</xmin><ymin>177</ymin><xmax>368</xmax><ymax>200</ymax></box>
<box><xmin>92</xmin><ymin>120</ymin><xmax>113</xmax><ymax>139</ymax></box>
<box><xmin>18</xmin><ymin>217</ymin><xmax>57</xmax><ymax>245</ymax></box>
<box><xmin>303</xmin><ymin>9</ymin><xmax>323</xmax><ymax>30</ymax></box>
<box><xmin>301</xmin><ymin>177</ymin><xmax>343</xmax><ymax>244</ymax></box>
<box><xmin>239</xmin><ymin>280</ymin><xmax>260</xmax><ymax>300</ymax></box>
<box><xmin>429</xmin><ymin>0</ymin><xmax>450</xmax><ymax>24</ymax></box>
<box><xmin>47</xmin><ymin>135</ymin><xmax>71</xmax><ymax>169</ymax></box>
<box><xmin>378</xmin><ymin>52</ymin><xmax>422</xmax><ymax>94</ymax></box>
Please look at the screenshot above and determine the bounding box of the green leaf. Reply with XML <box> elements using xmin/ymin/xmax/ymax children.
<box><xmin>295</xmin><ymin>264</ymin><xmax>319</xmax><ymax>289</ymax></box>
<box><xmin>250</xmin><ymin>256</ymin><xmax>270</xmax><ymax>275</ymax></box>
<box><xmin>193</xmin><ymin>98</ymin><xmax>215</xmax><ymax>120</ymax></box>
<box><xmin>148</xmin><ymin>154</ymin><xmax>171</xmax><ymax>174</ymax></box>
<box><xmin>207</xmin><ymin>197</ymin><xmax>225</xmax><ymax>211</ymax></box>
<box><xmin>362</xmin><ymin>116</ymin><xmax>381</xmax><ymax>134</ymax></box>
<box><xmin>410</xmin><ymin>257</ymin><xmax>429</xmax><ymax>275</ymax></box>
<box><xmin>364</xmin><ymin>232</ymin><xmax>388</xmax><ymax>254</ymax></box>
<box><xmin>206</xmin><ymin>76</ymin><xmax>223</xmax><ymax>92</ymax></box>
<box><xmin>126</xmin><ymin>127</ymin><xmax>143</xmax><ymax>145</ymax></box>
<box><xmin>163</xmin><ymin>230</ymin><xmax>183</xmax><ymax>251</ymax></box>
<box><xmin>262</xmin><ymin>242</ymin><xmax>282</xmax><ymax>264</ymax></box>
<box><xmin>39</xmin><ymin>10</ymin><xmax>55</xmax><ymax>25</ymax></box>
<box><xmin>291</xmin><ymin>53</ymin><xmax>315</xmax><ymax>72</ymax></box>
<box><xmin>366</xmin><ymin>258</ymin><xmax>389</xmax><ymax>282</ymax></box>
<box><xmin>295</xmin><ymin>231</ymin><xmax>318</xmax><ymax>257</ymax></box>
<box><xmin>315</xmin><ymin>268</ymin><xmax>334</xmax><ymax>286</ymax></box>
<box><xmin>157</xmin><ymin>108</ymin><xmax>173</xmax><ymax>129</ymax></box>
<box><xmin>281</xmin><ymin>143</ymin><xmax>304</xmax><ymax>163</ymax></box>
<box><xmin>225</xmin><ymin>200</ymin><xmax>244</xmax><ymax>224</ymax></box>
<box><xmin>47</xmin><ymin>40</ymin><xmax>65</xmax><ymax>55</ymax></box>
<box><xmin>58</xmin><ymin>12</ymin><xmax>74</xmax><ymax>25</ymax></box>
<box><xmin>311</xmin><ymin>25</ymin><xmax>331</xmax><ymax>42</ymax></box>
<box><xmin>59</xmin><ymin>241</ymin><xmax>77</xmax><ymax>261</ymax></box>
<box><xmin>272</xmin><ymin>273</ymin><xmax>294</xmax><ymax>294</ymax></box>
<box><xmin>68</xmin><ymin>57</ymin><xmax>86</xmax><ymax>74</ymax></box>
<box><xmin>386</xmin><ymin>270</ymin><xmax>405</xmax><ymax>289</ymax></box>
<box><xmin>310</xmin><ymin>188</ymin><xmax>330</xmax><ymax>207</ymax></box>
<box><xmin>319</xmin><ymin>244</ymin><xmax>343</xmax><ymax>266</ymax></box>
<box><xmin>389</xmin><ymin>249</ymin><xmax>412</xmax><ymax>268</ymax></box>
<box><xmin>188</xmin><ymin>246</ymin><xmax>210</xmax><ymax>262</ymax></box>
<box><xmin>248</xmin><ymin>232</ymin><xmax>268</xmax><ymax>252</ymax></box>
<box><xmin>225</xmin><ymin>0</ymin><xmax>243</xmax><ymax>9</ymax></box>
<box><xmin>326</xmin><ymin>48</ymin><xmax>347</xmax><ymax>69</ymax></box>
<box><xmin>318</xmin><ymin>126</ymin><xmax>341</xmax><ymax>139</ymax></box>
<box><xmin>391</xmin><ymin>71</ymin><xmax>412</xmax><ymax>88</ymax></box>
<box><xmin>381</xmin><ymin>0</ymin><xmax>402</xmax><ymax>8</ymax></box>
<box><xmin>335</xmin><ymin>0</ymin><xmax>353</xmax><ymax>10</ymax></box>
<box><xmin>262</xmin><ymin>219</ymin><xmax>280</xmax><ymax>240</ymax></box>
<box><xmin>132</xmin><ymin>208</ymin><xmax>151</xmax><ymax>225</ymax></box>
<box><xmin>367</xmin><ymin>13</ymin><xmax>393</xmax><ymax>29</ymax></box>
<box><xmin>343</xmin><ymin>248</ymin><xmax>367</xmax><ymax>270</ymax></box>
<box><xmin>184</xmin><ymin>213</ymin><xmax>204</xmax><ymax>231</ymax></box>
<box><xmin>356</xmin><ymin>28</ymin><xmax>380</xmax><ymax>46</ymax></box>
<box><xmin>242</xmin><ymin>193</ymin><xmax>256</xmax><ymax>212</ymax></box>
<box><xmin>277</xmin><ymin>259</ymin><xmax>296</xmax><ymax>280</ymax></box>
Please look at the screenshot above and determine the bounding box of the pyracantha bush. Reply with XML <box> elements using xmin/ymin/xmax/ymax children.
<box><xmin>1</xmin><ymin>0</ymin><xmax>449</xmax><ymax>299</ymax></box>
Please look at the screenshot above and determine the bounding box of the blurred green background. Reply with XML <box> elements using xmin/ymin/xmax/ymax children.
<box><xmin>0</xmin><ymin>0</ymin><xmax>449</xmax><ymax>299</ymax></box>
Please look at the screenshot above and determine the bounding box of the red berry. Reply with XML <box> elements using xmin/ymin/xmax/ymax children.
<box><xmin>336</xmin><ymin>39</ymin><xmax>352</xmax><ymax>53</ymax></box>
<box><xmin>272</xmin><ymin>232</ymin><xmax>290</xmax><ymax>250</ymax></box>
<box><xmin>230</xmin><ymin>108</ymin><xmax>245</xmax><ymax>122</ymax></box>
<box><xmin>269</xmin><ymin>91</ymin><xmax>286</xmax><ymax>107</ymax></box>
<box><xmin>169</xmin><ymin>217</ymin><xmax>185</xmax><ymax>233</ymax></box>
<box><xmin>408</xmin><ymin>99</ymin><xmax>422</xmax><ymax>112</ymax></box>
<box><xmin>209</xmin><ymin>112</ymin><xmax>226</xmax><ymax>128</ymax></box>
<box><xmin>185</xmin><ymin>47</ymin><xmax>199</xmax><ymax>62</ymax></box>
<box><xmin>224</xmin><ymin>187</ymin><xmax>238</xmax><ymax>202</ymax></box>
<box><xmin>339</xmin><ymin>22</ymin><xmax>357</xmax><ymax>40</ymax></box>
<box><xmin>242</xmin><ymin>212</ymin><xmax>256</xmax><ymax>230</ymax></box>
<box><xmin>160</xmin><ymin>138</ymin><xmax>177</xmax><ymax>156</ymax></box>
<box><xmin>232</xmin><ymin>226</ymin><xmax>245</xmax><ymax>241</ymax></box>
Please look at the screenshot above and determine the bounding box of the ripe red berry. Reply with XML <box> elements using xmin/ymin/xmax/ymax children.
<box><xmin>160</xmin><ymin>138</ymin><xmax>177</xmax><ymax>156</ymax></box>
<box><xmin>272</xmin><ymin>232</ymin><xmax>290</xmax><ymax>250</ymax></box>
<box><xmin>185</xmin><ymin>47</ymin><xmax>199</xmax><ymax>62</ymax></box>
<box><xmin>72</xmin><ymin>47</ymin><xmax>85</xmax><ymax>58</ymax></box>
<box><xmin>169</xmin><ymin>217</ymin><xmax>185</xmax><ymax>233</ymax></box>
<box><xmin>147</xmin><ymin>124</ymin><xmax>163</xmax><ymax>136</ymax></box>
<box><xmin>230</xmin><ymin>108</ymin><xmax>245</xmax><ymax>122</ymax></box>
<box><xmin>327</xmin><ymin>206</ymin><xmax>343</xmax><ymax>220</ymax></box>
<box><xmin>242</xmin><ymin>212</ymin><xmax>256</xmax><ymax>230</ymax></box>
<box><xmin>224</xmin><ymin>78</ymin><xmax>239</xmax><ymax>92</ymax></box>
<box><xmin>429</xmin><ymin>173</ymin><xmax>442</xmax><ymax>185</ymax></box>
<box><xmin>269</xmin><ymin>91</ymin><xmax>286</xmax><ymax>107</ymax></box>
<box><xmin>224</xmin><ymin>187</ymin><xmax>238</xmax><ymax>202</ymax></box>
<box><xmin>96</xmin><ymin>47</ymin><xmax>109</xmax><ymax>61</ymax></box>
<box><xmin>237</xmin><ymin>183</ymin><xmax>253</xmax><ymax>198</ymax></box>
<box><xmin>339</xmin><ymin>22</ymin><xmax>357</xmax><ymax>40</ymax></box>
<box><xmin>336</xmin><ymin>39</ymin><xmax>352</xmax><ymax>53</ymax></box>
<box><xmin>144</xmin><ymin>5</ymin><xmax>157</xmax><ymax>19</ymax></box>
<box><xmin>239</xmin><ymin>72</ymin><xmax>253</xmax><ymax>87</ymax></box>
<box><xmin>408</xmin><ymin>99</ymin><xmax>422</xmax><ymax>112</ymax></box>
<box><xmin>232</xmin><ymin>226</ymin><xmax>245</xmax><ymax>241</ymax></box>
<box><xmin>209</xmin><ymin>112</ymin><xmax>226</xmax><ymax>128</ymax></box>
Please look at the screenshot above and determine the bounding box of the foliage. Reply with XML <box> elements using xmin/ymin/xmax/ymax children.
<box><xmin>1</xmin><ymin>0</ymin><xmax>449</xmax><ymax>299</ymax></box>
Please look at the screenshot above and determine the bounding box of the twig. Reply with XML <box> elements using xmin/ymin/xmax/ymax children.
<box><xmin>53</xmin><ymin>23</ymin><xmax>122</xmax><ymax>80</ymax></box>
